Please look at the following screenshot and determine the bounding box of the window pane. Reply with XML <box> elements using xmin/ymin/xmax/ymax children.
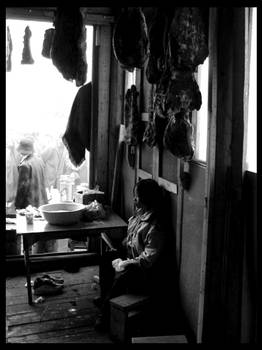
<box><xmin>245</xmin><ymin>8</ymin><xmax>257</xmax><ymax>173</ymax></box>
<box><xmin>194</xmin><ymin>58</ymin><xmax>209</xmax><ymax>162</ymax></box>
<box><xmin>6</xmin><ymin>19</ymin><xmax>93</xmax><ymax>255</ymax></box>
<box><xmin>125</xmin><ymin>69</ymin><xmax>136</xmax><ymax>90</ymax></box>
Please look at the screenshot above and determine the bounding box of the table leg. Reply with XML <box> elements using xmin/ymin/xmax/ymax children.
<box><xmin>23</xmin><ymin>237</ymin><xmax>33</xmax><ymax>305</ymax></box>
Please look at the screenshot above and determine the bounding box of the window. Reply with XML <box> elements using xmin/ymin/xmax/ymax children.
<box><xmin>193</xmin><ymin>57</ymin><xmax>209</xmax><ymax>162</ymax></box>
<box><xmin>125</xmin><ymin>69</ymin><xmax>136</xmax><ymax>91</ymax></box>
<box><xmin>244</xmin><ymin>8</ymin><xmax>257</xmax><ymax>173</ymax></box>
<box><xmin>6</xmin><ymin>19</ymin><xmax>93</xmax><ymax>255</ymax></box>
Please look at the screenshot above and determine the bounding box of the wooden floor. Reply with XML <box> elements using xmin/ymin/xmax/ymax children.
<box><xmin>6</xmin><ymin>266</ymin><xmax>113</xmax><ymax>343</ymax></box>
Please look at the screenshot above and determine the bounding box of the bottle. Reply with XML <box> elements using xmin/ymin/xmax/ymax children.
<box><xmin>67</xmin><ymin>176</ymin><xmax>75</xmax><ymax>202</ymax></box>
<box><xmin>59</xmin><ymin>175</ymin><xmax>68</xmax><ymax>202</ymax></box>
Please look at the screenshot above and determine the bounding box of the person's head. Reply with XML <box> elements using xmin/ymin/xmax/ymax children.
<box><xmin>17</xmin><ymin>137</ymin><xmax>34</xmax><ymax>156</ymax></box>
<box><xmin>133</xmin><ymin>179</ymin><xmax>163</xmax><ymax>212</ymax></box>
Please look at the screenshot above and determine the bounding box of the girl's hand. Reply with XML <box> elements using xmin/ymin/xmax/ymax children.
<box><xmin>117</xmin><ymin>259</ymin><xmax>132</xmax><ymax>271</ymax></box>
<box><xmin>112</xmin><ymin>258</ymin><xmax>122</xmax><ymax>270</ymax></box>
<box><xmin>112</xmin><ymin>258</ymin><xmax>132</xmax><ymax>271</ymax></box>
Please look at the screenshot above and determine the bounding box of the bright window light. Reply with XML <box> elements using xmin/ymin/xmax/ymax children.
<box><xmin>245</xmin><ymin>8</ymin><xmax>257</xmax><ymax>173</ymax></box>
<box><xmin>125</xmin><ymin>69</ymin><xmax>136</xmax><ymax>90</ymax></box>
<box><xmin>195</xmin><ymin>57</ymin><xmax>209</xmax><ymax>162</ymax></box>
<box><xmin>6</xmin><ymin>19</ymin><xmax>93</xmax><ymax>187</ymax></box>
<box><xmin>6</xmin><ymin>19</ymin><xmax>93</xmax><ymax>138</ymax></box>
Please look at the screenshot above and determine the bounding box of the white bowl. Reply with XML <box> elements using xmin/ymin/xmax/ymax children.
<box><xmin>39</xmin><ymin>202</ymin><xmax>85</xmax><ymax>225</ymax></box>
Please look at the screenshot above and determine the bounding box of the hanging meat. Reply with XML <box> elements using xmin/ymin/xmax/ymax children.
<box><xmin>124</xmin><ymin>85</ymin><xmax>144</xmax><ymax>145</ymax></box>
<box><xmin>145</xmin><ymin>8</ymin><xmax>171</xmax><ymax>84</ymax></box>
<box><xmin>112</xmin><ymin>7</ymin><xmax>149</xmax><ymax>72</ymax></box>
<box><xmin>168</xmin><ymin>7</ymin><xmax>208</xmax><ymax>72</ymax></box>
<box><xmin>143</xmin><ymin>75</ymin><xmax>169</xmax><ymax>148</ymax></box>
<box><xmin>42</xmin><ymin>28</ymin><xmax>55</xmax><ymax>58</ymax></box>
<box><xmin>163</xmin><ymin>110</ymin><xmax>194</xmax><ymax>161</ymax></box>
<box><xmin>165</xmin><ymin>70</ymin><xmax>202</xmax><ymax>114</ymax></box>
<box><xmin>146</xmin><ymin>57</ymin><xmax>162</xmax><ymax>85</ymax></box>
<box><xmin>6</xmin><ymin>26</ymin><xmax>12</xmax><ymax>72</ymax></box>
<box><xmin>143</xmin><ymin>85</ymin><xmax>157</xmax><ymax>147</ymax></box>
<box><xmin>21</xmin><ymin>26</ymin><xmax>34</xmax><ymax>64</ymax></box>
<box><xmin>51</xmin><ymin>7</ymin><xmax>87</xmax><ymax>87</ymax></box>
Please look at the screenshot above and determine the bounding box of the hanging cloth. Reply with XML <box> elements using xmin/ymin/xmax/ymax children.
<box><xmin>62</xmin><ymin>82</ymin><xmax>92</xmax><ymax>167</ymax></box>
<box><xmin>6</xmin><ymin>26</ymin><xmax>13</xmax><ymax>72</ymax></box>
<box><xmin>21</xmin><ymin>26</ymin><xmax>34</xmax><ymax>64</ymax></box>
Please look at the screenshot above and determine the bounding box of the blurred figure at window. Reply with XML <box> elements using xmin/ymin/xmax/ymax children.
<box><xmin>6</xmin><ymin>140</ymin><xmax>20</xmax><ymax>215</ymax></box>
<box><xmin>15</xmin><ymin>137</ymin><xmax>48</xmax><ymax>209</ymax></box>
<box><xmin>15</xmin><ymin>136</ymin><xmax>57</xmax><ymax>253</ymax></box>
<box><xmin>40</xmin><ymin>136</ymin><xmax>86</xmax><ymax>196</ymax></box>
<box><xmin>40</xmin><ymin>135</ymin><xmax>61</xmax><ymax>192</ymax></box>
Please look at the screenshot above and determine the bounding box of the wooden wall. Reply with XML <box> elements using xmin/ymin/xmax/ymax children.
<box><xmin>118</xmin><ymin>7</ymin><xmax>256</xmax><ymax>344</ymax></box>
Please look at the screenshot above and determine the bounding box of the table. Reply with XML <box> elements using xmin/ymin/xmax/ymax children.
<box><xmin>16</xmin><ymin>210</ymin><xmax>127</xmax><ymax>305</ymax></box>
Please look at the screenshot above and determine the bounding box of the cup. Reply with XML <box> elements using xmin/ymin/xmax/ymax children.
<box><xmin>25</xmin><ymin>212</ymin><xmax>34</xmax><ymax>224</ymax></box>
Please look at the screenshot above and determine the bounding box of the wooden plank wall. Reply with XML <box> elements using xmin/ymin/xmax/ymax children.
<box><xmin>90</xmin><ymin>24</ymin><xmax>112</xmax><ymax>198</ymax></box>
<box><xmin>202</xmin><ymin>8</ymin><xmax>248</xmax><ymax>343</ymax></box>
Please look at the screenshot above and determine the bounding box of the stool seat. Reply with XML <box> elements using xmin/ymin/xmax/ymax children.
<box><xmin>132</xmin><ymin>334</ymin><xmax>188</xmax><ymax>343</ymax></box>
<box><xmin>110</xmin><ymin>294</ymin><xmax>150</xmax><ymax>311</ymax></box>
<box><xmin>110</xmin><ymin>294</ymin><xmax>151</xmax><ymax>343</ymax></box>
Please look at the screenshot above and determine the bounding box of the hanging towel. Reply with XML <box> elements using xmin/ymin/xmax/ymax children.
<box><xmin>62</xmin><ymin>82</ymin><xmax>92</xmax><ymax>167</ymax></box>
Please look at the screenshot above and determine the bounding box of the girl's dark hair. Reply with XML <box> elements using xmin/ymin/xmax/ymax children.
<box><xmin>134</xmin><ymin>178</ymin><xmax>163</xmax><ymax>211</ymax></box>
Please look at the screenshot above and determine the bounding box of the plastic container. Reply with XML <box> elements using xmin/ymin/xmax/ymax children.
<box><xmin>59</xmin><ymin>175</ymin><xmax>75</xmax><ymax>202</ymax></box>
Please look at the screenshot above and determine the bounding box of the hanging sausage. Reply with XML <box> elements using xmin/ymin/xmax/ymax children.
<box><xmin>6</xmin><ymin>26</ymin><xmax>13</xmax><ymax>71</ymax></box>
<box><xmin>124</xmin><ymin>85</ymin><xmax>144</xmax><ymax>146</ymax></box>
<box><xmin>143</xmin><ymin>85</ymin><xmax>157</xmax><ymax>147</ymax></box>
<box><xmin>112</xmin><ymin>7</ymin><xmax>149</xmax><ymax>72</ymax></box>
<box><xmin>21</xmin><ymin>26</ymin><xmax>34</xmax><ymax>64</ymax></box>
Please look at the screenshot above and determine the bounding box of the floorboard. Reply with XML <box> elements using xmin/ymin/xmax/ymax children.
<box><xmin>6</xmin><ymin>266</ymin><xmax>113</xmax><ymax>343</ymax></box>
<box><xmin>6</xmin><ymin>265</ymin><xmax>188</xmax><ymax>343</ymax></box>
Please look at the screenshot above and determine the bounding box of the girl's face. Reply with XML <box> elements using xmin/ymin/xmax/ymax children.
<box><xmin>133</xmin><ymin>188</ymin><xmax>142</xmax><ymax>209</ymax></box>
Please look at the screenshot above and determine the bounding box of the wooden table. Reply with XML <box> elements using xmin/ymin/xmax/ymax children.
<box><xmin>16</xmin><ymin>211</ymin><xmax>127</xmax><ymax>305</ymax></box>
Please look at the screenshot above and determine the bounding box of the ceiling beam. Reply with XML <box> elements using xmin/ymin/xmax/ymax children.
<box><xmin>6</xmin><ymin>7</ymin><xmax>114</xmax><ymax>25</ymax></box>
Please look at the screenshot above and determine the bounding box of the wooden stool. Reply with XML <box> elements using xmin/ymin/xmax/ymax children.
<box><xmin>110</xmin><ymin>294</ymin><xmax>150</xmax><ymax>343</ymax></box>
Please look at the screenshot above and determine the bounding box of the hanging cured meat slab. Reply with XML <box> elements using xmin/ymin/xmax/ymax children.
<box><xmin>112</xmin><ymin>7</ymin><xmax>149</xmax><ymax>72</ymax></box>
<box><xmin>145</xmin><ymin>8</ymin><xmax>171</xmax><ymax>84</ymax></box>
<box><xmin>51</xmin><ymin>7</ymin><xmax>87</xmax><ymax>87</ymax></box>
<box><xmin>168</xmin><ymin>7</ymin><xmax>209</xmax><ymax>72</ymax></box>
<box><xmin>163</xmin><ymin>110</ymin><xmax>195</xmax><ymax>161</ymax></box>
<box><xmin>42</xmin><ymin>28</ymin><xmax>55</xmax><ymax>59</ymax></box>
<box><xmin>165</xmin><ymin>70</ymin><xmax>202</xmax><ymax>114</ymax></box>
